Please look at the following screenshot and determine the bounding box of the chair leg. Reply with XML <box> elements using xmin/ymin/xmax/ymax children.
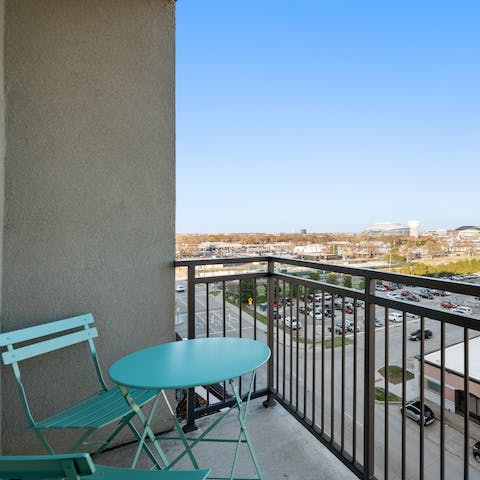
<box><xmin>33</xmin><ymin>429</ymin><xmax>56</xmax><ymax>454</ymax></box>
<box><xmin>91</xmin><ymin>413</ymin><xmax>160</xmax><ymax>468</ymax></box>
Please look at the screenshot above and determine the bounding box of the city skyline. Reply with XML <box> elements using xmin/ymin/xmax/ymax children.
<box><xmin>176</xmin><ymin>1</ymin><xmax>480</xmax><ymax>234</ymax></box>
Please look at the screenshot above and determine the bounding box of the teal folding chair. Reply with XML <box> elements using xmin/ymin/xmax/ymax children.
<box><xmin>0</xmin><ymin>314</ymin><xmax>157</xmax><ymax>459</ymax></box>
<box><xmin>0</xmin><ymin>453</ymin><xmax>209</xmax><ymax>480</ymax></box>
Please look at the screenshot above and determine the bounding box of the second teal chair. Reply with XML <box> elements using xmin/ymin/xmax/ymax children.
<box><xmin>0</xmin><ymin>453</ymin><xmax>209</xmax><ymax>480</ymax></box>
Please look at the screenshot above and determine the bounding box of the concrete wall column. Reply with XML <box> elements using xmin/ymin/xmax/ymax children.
<box><xmin>2</xmin><ymin>0</ymin><xmax>175</xmax><ymax>453</ymax></box>
<box><xmin>0</xmin><ymin>0</ymin><xmax>5</xmax><ymax>456</ymax></box>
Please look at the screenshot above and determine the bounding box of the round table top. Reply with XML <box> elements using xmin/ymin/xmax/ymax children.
<box><xmin>109</xmin><ymin>337</ymin><xmax>271</xmax><ymax>390</ymax></box>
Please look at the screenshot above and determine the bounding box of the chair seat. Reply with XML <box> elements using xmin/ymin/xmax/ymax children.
<box><xmin>91</xmin><ymin>465</ymin><xmax>209</xmax><ymax>480</ymax></box>
<box><xmin>34</xmin><ymin>387</ymin><xmax>157</xmax><ymax>430</ymax></box>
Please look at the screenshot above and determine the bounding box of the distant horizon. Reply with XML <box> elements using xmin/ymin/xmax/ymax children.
<box><xmin>177</xmin><ymin>2</ymin><xmax>480</xmax><ymax>234</ymax></box>
<box><xmin>176</xmin><ymin>223</ymin><xmax>477</xmax><ymax>236</ymax></box>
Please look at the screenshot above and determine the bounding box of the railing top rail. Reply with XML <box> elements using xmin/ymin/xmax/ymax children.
<box><xmin>175</xmin><ymin>256</ymin><xmax>480</xmax><ymax>296</ymax></box>
<box><xmin>175</xmin><ymin>256</ymin><xmax>268</xmax><ymax>267</ymax></box>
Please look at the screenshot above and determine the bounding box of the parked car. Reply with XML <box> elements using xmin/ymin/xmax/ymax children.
<box><xmin>452</xmin><ymin>306</ymin><xmax>473</xmax><ymax>315</ymax></box>
<box><xmin>175</xmin><ymin>284</ymin><xmax>185</xmax><ymax>292</ymax></box>
<box><xmin>374</xmin><ymin>318</ymin><xmax>383</xmax><ymax>327</ymax></box>
<box><xmin>328</xmin><ymin>323</ymin><xmax>345</xmax><ymax>334</ymax></box>
<box><xmin>308</xmin><ymin>307</ymin><xmax>323</xmax><ymax>318</ymax></box>
<box><xmin>405</xmin><ymin>293</ymin><xmax>420</xmax><ymax>302</ymax></box>
<box><xmin>355</xmin><ymin>300</ymin><xmax>365</xmax><ymax>309</ymax></box>
<box><xmin>345</xmin><ymin>320</ymin><xmax>359</xmax><ymax>332</ymax></box>
<box><xmin>281</xmin><ymin>297</ymin><xmax>292</xmax><ymax>306</ymax></box>
<box><xmin>473</xmin><ymin>441</ymin><xmax>480</xmax><ymax>462</ymax></box>
<box><xmin>409</xmin><ymin>329</ymin><xmax>433</xmax><ymax>341</ymax></box>
<box><xmin>441</xmin><ymin>302</ymin><xmax>457</xmax><ymax>309</ymax></box>
<box><xmin>324</xmin><ymin>306</ymin><xmax>333</xmax><ymax>317</ymax></box>
<box><xmin>388</xmin><ymin>312</ymin><xmax>403</xmax><ymax>323</ymax></box>
<box><xmin>401</xmin><ymin>400</ymin><xmax>435</xmax><ymax>425</ymax></box>
<box><xmin>416</xmin><ymin>290</ymin><xmax>434</xmax><ymax>299</ymax></box>
<box><xmin>284</xmin><ymin>316</ymin><xmax>302</xmax><ymax>330</ymax></box>
<box><xmin>387</xmin><ymin>292</ymin><xmax>402</xmax><ymax>299</ymax></box>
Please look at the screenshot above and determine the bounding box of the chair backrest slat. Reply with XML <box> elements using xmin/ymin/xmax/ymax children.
<box><xmin>0</xmin><ymin>453</ymin><xmax>95</xmax><ymax>479</ymax></box>
<box><xmin>1</xmin><ymin>328</ymin><xmax>98</xmax><ymax>365</ymax></box>
<box><xmin>0</xmin><ymin>314</ymin><xmax>94</xmax><ymax>347</ymax></box>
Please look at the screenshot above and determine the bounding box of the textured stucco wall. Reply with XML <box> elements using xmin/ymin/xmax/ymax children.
<box><xmin>2</xmin><ymin>0</ymin><xmax>175</xmax><ymax>453</ymax></box>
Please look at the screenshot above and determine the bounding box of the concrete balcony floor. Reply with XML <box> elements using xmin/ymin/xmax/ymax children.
<box><xmin>98</xmin><ymin>398</ymin><xmax>356</xmax><ymax>480</ymax></box>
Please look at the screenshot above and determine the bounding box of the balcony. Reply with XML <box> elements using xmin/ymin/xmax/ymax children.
<box><xmin>166</xmin><ymin>256</ymin><xmax>480</xmax><ymax>480</ymax></box>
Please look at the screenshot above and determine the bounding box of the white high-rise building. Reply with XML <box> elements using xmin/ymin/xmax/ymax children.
<box><xmin>408</xmin><ymin>220</ymin><xmax>420</xmax><ymax>238</ymax></box>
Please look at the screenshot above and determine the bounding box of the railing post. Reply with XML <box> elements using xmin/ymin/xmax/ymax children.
<box><xmin>363</xmin><ymin>276</ymin><xmax>375</xmax><ymax>479</ymax></box>
<box><xmin>263</xmin><ymin>257</ymin><xmax>276</xmax><ymax>408</ymax></box>
<box><xmin>183</xmin><ymin>263</ymin><xmax>198</xmax><ymax>432</ymax></box>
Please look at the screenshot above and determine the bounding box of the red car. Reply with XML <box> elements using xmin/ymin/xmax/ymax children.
<box><xmin>441</xmin><ymin>302</ymin><xmax>457</xmax><ymax>309</ymax></box>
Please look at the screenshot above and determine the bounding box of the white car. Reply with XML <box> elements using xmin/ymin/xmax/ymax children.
<box><xmin>452</xmin><ymin>306</ymin><xmax>473</xmax><ymax>315</ymax></box>
<box><xmin>284</xmin><ymin>316</ymin><xmax>302</xmax><ymax>330</ymax></box>
<box><xmin>175</xmin><ymin>284</ymin><xmax>185</xmax><ymax>292</ymax></box>
<box><xmin>308</xmin><ymin>308</ymin><xmax>323</xmax><ymax>319</ymax></box>
<box><xmin>388</xmin><ymin>312</ymin><xmax>403</xmax><ymax>323</ymax></box>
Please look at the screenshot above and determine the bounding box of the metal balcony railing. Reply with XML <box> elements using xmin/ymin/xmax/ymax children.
<box><xmin>175</xmin><ymin>256</ymin><xmax>480</xmax><ymax>480</ymax></box>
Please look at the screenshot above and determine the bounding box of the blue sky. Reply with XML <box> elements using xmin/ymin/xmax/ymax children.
<box><xmin>176</xmin><ymin>1</ymin><xmax>479</xmax><ymax>234</ymax></box>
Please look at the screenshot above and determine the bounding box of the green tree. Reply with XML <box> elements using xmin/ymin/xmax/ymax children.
<box><xmin>327</xmin><ymin>272</ymin><xmax>338</xmax><ymax>285</ymax></box>
<box><xmin>343</xmin><ymin>274</ymin><xmax>352</xmax><ymax>288</ymax></box>
<box><xmin>240</xmin><ymin>278</ymin><xmax>255</xmax><ymax>303</ymax></box>
<box><xmin>308</xmin><ymin>270</ymin><xmax>321</xmax><ymax>281</ymax></box>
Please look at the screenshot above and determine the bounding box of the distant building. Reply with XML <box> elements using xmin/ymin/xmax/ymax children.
<box><xmin>300</xmin><ymin>228</ymin><xmax>307</xmax><ymax>234</ymax></box>
<box><xmin>423</xmin><ymin>337</ymin><xmax>480</xmax><ymax>421</ymax></box>
<box><xmin>408</xmin><ymin>220</ymin><xmax>420</xmax><ymax>238</ymax></box>
<box><xmin>454</xmin><ymin>226</ymin><xmax>480</xmax><ymax>238</ymax></box>
<box><xmin>364</xmin><ymin>222</ymin><xmax>410</xmax><ymax>236</ymax></box>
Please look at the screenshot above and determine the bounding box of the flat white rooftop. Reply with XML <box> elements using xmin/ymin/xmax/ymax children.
<box><xmin>424</xmin><ymin>335</ymin><xmax>480</xmax><ymax>380</ymax></box>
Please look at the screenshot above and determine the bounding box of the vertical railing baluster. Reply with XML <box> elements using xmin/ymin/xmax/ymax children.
<box><xmin>312</xmin><ymin>285</ymin><xmax>317</xmax><ymax>427</ymax></box>
<box><xmin>440</xmin><ymin>321</ymin><xmax>445</xmax><ymax>480</ymax></box>
<box><xmin>239</xmin><ymin>279</ymin><xmax>243</xmax><ymax>338</ymax></box>
<box><xmin>364</xmin><ymin>276</ymin><xmax>376</xmax><ymax>479</ymax></box>
<box><xmin>321</xmin><ymin>290</ymin><xmax>325</xmax><ymax>434</ymax></box>
<box><xmin>353</xmin><ymin>294</ymin><xmax>358</xmax><ymax>463</ymax></box>
<box><xmin>222</xmin><ymin>281</ymin><xmax>226</xmax><ymax>337</ymax></box>
<box><xmin>330</xmin><ymin>295</ymin><xmax>335</xmax><ymax>440</ymax></box>
<box><xmin>282</xmin><ymin>280</ymin><xmax>286</xmax><ymax>399</ymax></box>
<box><xmin>384</xmin><ymin>306</ymin><xmax>390</xmax><ymax>480</ymax></box>
<box><xmin>253</xmin><ymin>278</ymin><xmax>257</xmax><ymax>341</ymax></box>
<box><xmin>420</xmin><ymin>316</ymin><xmax>425</xmax><ymax>480</ymax></box>
<box><xmin>401</xmin><ymin>305</ymin><xmax>407</xmax><ymax>480</ymax></box>
<box><xmin>341</xmin><ymin>296</ymin><xmax>345</xmax><ymax>453</ymax></box>
<box><xmin>206</xmin><ymin>282</ymin><xmax>210</xmax><ymax>339</ymax></box>
<box><xmin>184</xmin><ymin>263</ymin><xmax>197</xmax><ymax>433</ymax></box>
<box><xmin>290</xmin><ymin>282</ymin><xmax>295</xmax><ymax>405</ymax></box>
<box><xmin>303</xmin><ymin>285</ymin><xmax>308</xmax><ymax>419</ymax></box>
<box><xmin>263</xmin><ymin>257</ymin><xmax>275</xmax><ymax>408</ymax></box>
<box><xmin>464</xmin><ymin>327</ymin><xmax>470</xmax><ymax>480</ymax></box>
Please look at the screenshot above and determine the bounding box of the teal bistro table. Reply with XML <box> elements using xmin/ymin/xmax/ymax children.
<box><xmin>109</xmin><ymin>337</ymin><xmax>271</xmax><ymax>480</ymax></box>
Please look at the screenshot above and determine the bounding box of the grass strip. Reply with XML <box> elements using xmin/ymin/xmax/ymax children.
<box><xmin>378</xmin><ymin>365</ymin><xmax>414</xmax><ymax>385</ymax></box>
